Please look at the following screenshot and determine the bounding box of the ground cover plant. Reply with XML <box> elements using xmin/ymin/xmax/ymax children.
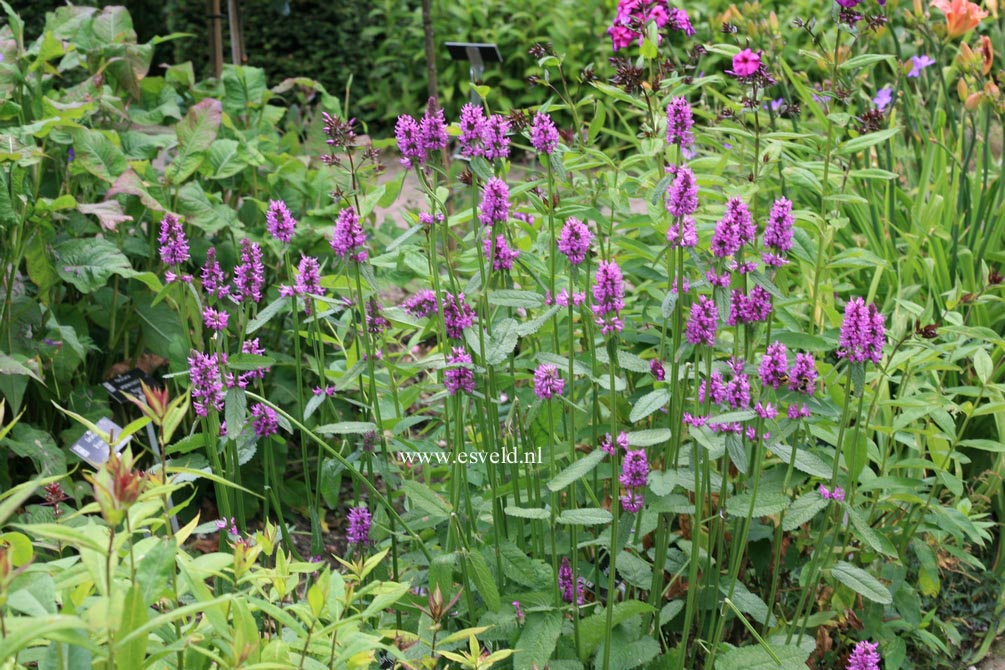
<box><xmin>1</xmin><ymin>0</ymin><xmax>1004</xmax><ymax>669</ymax></box>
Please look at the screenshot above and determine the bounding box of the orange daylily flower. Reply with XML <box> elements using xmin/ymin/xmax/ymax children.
<box><xmin>931</xmin><ymin>0</ymin><xmax>989</xmax><ymax>37</ymax></box>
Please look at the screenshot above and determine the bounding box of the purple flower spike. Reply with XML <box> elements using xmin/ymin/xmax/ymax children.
<box><xmin>666</xmin><ymin>97</ymin><xmax>695</xmax><ymax>149</ymax></box>
<box><xmin>558</xmin><ymin>557</ymin><xmax>584</xmax><ymax>604</ymax></box>
<box><xmin>442</xmin><ymin>292</ymin><xmax>475</xmax><ymax>339</ymax></box>
<box><xmin>420</xmin><ymin>98</ymin><xmax>449</xmax><ymax>153</ymax></box>
<box><xmin>759</xmin><ymin>341</ymin><xmax>789</xmax><ymax>389</ymax></box>
<box><xmin>266</xmin><ymin>199</ymin><xmax>297</xmax><ymax>243</ymax></box>
<box><xmin>666</xmin><ymin>166</ymin><xmax>699</xmax><ymax>217</ymax></box>
<box><xmin>251</xmin><ymin>403</ymin><xmax>278</xmax><ymax>438</ymax></box>
<box><xmin>445</xmin><ymin>347</ymin><xmax>475</xmax><ymax>395</ymax></box>
<box><xmin>233</xmin><ymin>239</ymin><xmax>264</xmax><ymax>304</ymax></box>
<box><xmin>763</xmin><ymin>197</ymin><xmax>794</xmax><ymax>264</ymax></box>
<box><xmin>484</xmin><ymin>114</ymin><xmax>511</xmax><ymax>160</ymax></box>
<box><xmin>459</xmin><ymin>103</ymin><xmax>488</xmax><ymax>158</ymax></box>
<box><xmin>686</xmin><ymin>295</ymin><xmax>718</xmax><ymax>346</ymax></box>
<box><xmin>395</xmin><ymin>114</ymin><xmax>425</xmax><ymax>168</ymax></box>
<box><xmin>558</xmin><ymin>217</ymin><xmax>592</xmax><ymax>265</ymax></box>
<box><xmin>346</xmin><ymin>506</ymin><xmax>372</xmax><ymax>546</ymax></box>
<box><xmin>592</xmin><ymin>260</ymin><xmax>625</xmax><ymax>335</ymax></box>
<box><xmin>158</xmin><ymin>213</ymin><xmax>189</xmax><ymax>266</ymax></box>
<box><xmin>530</xmin><ymin>112</ymin><xmax>560</xmax><ymax>154</ymax></box>
<box><xmin>533</xmin><ymin>363</ymin><xmax>565</xmax><ymax>399</ymax></box>
<box><xmin>837</xmin><ymin>297</ymin><xmax>886</xmax><ymax>364</ymax></box>
<box><xmin>479</xmin><ymin>178</ymin><xmax>510</xmax><ymax>227</ymax></box>
<box><xmin>331</xmin><ymin>207</ymin><xmax>368</xmax><ymax>263</ymax></box>
<box><xmin>401</xmin><ymin>289</ymin><xmax>438</xmax><ymax>318</ymax></box>
<box><xmin>846</xmin><ymin>641</ymin><xmax>880</xmax><ymax>670</ymax></box>
<box><xmin>188</xmin><ymin>350</ymin><xmax>225</xmax><ymax>417</ymax></box>
<box><xmin>484</xmin><ymin>234</ymin><xmax>520</xmax><ymax>271</ymax></box>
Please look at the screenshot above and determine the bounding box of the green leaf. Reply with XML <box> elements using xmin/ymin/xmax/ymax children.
<box><xmin>514</xmin><ymin>612</ymin><xmax>562</xmax><ymax>670</ymax></box>
<box><xmin>974</xmin><ymin>349</ymin><xmax>993</xmax><ymax>385</ymax></box>
<box><xmin>548</xmin><ymin>449</ymin><xmax>605</xmax><ymax>492</ymax></box>
<box><xmin>725</xmin><ymin>491</ymin><xmax>789</xmax><ymax>518</ymax></box>
<box><xmin>69</xmin><ymin>128</ymin><xmax>127</xmax><ymax>183</ymax></box>
<box><xmin>839</xmin><ymin>54</ymin><xmax>895</xmax><ymax>70</ymax></box>
<box><xmin>837</xmin><ymin>126</ymin><xmax>901</xmax><ymax>156</ymax></box>
<box><xmin>723</xmin><ymin>581</ymin><xmax>776</xmax><ymax>627</ymax></box>
<box><xmin>168</xmin><ymin>98</ymin><xmax>222</xmax><ymax>183</ymax></box>
<box><xmin>222</xmin><ymin>64</ymin><xmax>269</xmax><ymax>115</ymax></box>
<box><xmin>117</xmin><ymin>585</ymin><xmax>149</xmax><ymax>669</ymax></box>
<box><xmin>830</xmin><ymin>560</ymin><xmax>892</xmax><ymax>604</ymax></box>
<box><xmin>485</xmin><ymin>318</ymin><xmax>520</xmax><ymax>365</ymax></box>
<box><xmin>782</xmin><ymin>493</ymin><xmax>828</xmax><ymax>531</ymax></box>
<box><xmin>715</xmin><ymin>644</ymin><xmax>810</xmax><ymax>670</ymax></box>
<box><xmin>625</xmin><ymin>428</ymin><xmax>672</xmax><ymax>447</ymax></box>
<box><xmin>0</xmin><ymin>354</ymin><xmax>43</xmax><ymax>382</ymax></box>
<box><xmin>504</xmin><ymin>506</ymin><xmax>550</xmax><ymax>520</ymax></box>
<box><xmin>91</xmin><ymin>5</ymin><xmax>135</xmax><ymax>43</ymax></box>
<box><xmin>247</xmin><ymin>296</ymin><xmax>290</xmax><ymax>334</ymax></box>
<box><xmin>578</xmin><ymin>600</ymin><xmax>655</xmax><ymax>659</ymax></box>
<box><xmin>136</xmin><ymin>540</ymin><xmax>177</xmax><ymax>605</ymax></box>
<box><xmin>768</xmin><ymin>442</ymin><xmax>831</xmax><ymax>479</ymax></box>
<box><xmin>226</xmin><ymin>353</ymin><xmax>276</xmax><ymax>370</ymax></box>
<box><xmin>465</xmin><ymin>549</ymin><xmax>501</xmax><ymax>612</ymax></box>
<box><xmin>53</xmin><ymin>238</ymin><xmax>132</xmax><ymax>293</ymax></box>
<box><xmin>488</xmin><ymin>290</ymin><xmax>544</xmax><ymax>308</ymax></box>
<box><xmin>401</xmin><ymin>479</ymin><xmax>452</xmax><ymax>517</ymax></box>
<box><xmin>225</xmin><ymin>387</ymin><xmax>247</xmax><ymax>439</ymax></box>
<box><xmin>316</xmin><ymin>421</ymin><xmax>377</xmax><ymax>435</ymax></box>
<box><xmin>207</xmin><ymin>139</ymin><xmax>247</xmax><ymax>179</ymax></box>
<box><xmin>557</xmin><ymin>508</ymin><xmax>612</xmax><ymax>526</ymax></box>
<box><xmin>629</xmin><ymin>388</ymin><xmax>669</xmax><ymax>423</ymax></box>
<box><xmin>846</xmin><ymin>506</ymin><xmax>897</xmax><ymax>557</ymax></box>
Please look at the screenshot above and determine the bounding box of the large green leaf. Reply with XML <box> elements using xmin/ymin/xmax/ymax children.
<box><xmin>69</xmin><ymin>128</ymin><xmax>127</xmax><ymax>183</ymax></box>
<box><xmin>514</xmin><ymin>611</ymin><xmax>562</xmax><ymax>670</ymax></box>
<box><xmin>830</xmin><ymin>560</ymin><xmax>893</xmax><ymax>604</ymax></box>
<box><xmin>547</xmin><ymin>449</ymin><xmax>604</xmax><ymax>492</ymax></box>
<box><xmin>465</xmin><ymin>549</ymin><xmax>501</xmax><ymax>612</ymax></box>
<box><xmin>715</xmin><ymin>644</ymin><xmax>810</xmax><ymax>670</ymax></box>
<box><xmin>53</xmin><ymin>238</ymin><xmax>132</xmax><ymax>293</ymax></box>
<box><xmin>629</xmin><ymin>388</ymin><xmax>669</xmax><ymax>423</ymax></box>
<box><xmin>91</xmin><ymin>5</ymin><xmax>135</xmax><ymax>43</ymax></box>
<box><xmin>207</xmin><ymin>139</ymin><xmax>248</xmax><ymax>179</ymax></box>
<box><xmin>222</xmin><ymin>64</ymin><xmax>268</xmax><ymax>116</ymax></box>
<box><xmin>167</xmin><ymin>98</ymin><xmax>221</xmax><ymax>183</ymax></box>
<box><xmin>578</xmin><ymin>600</ymin><xmax>655</xmax><ymax>660</ymax></box>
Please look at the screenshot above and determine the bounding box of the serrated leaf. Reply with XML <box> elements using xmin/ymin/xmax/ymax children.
<box><xmin>485</xmin><ymin>318</ymin><xmax>519</xmax><ymax>365</ymax></box>
<box><xmin>625</xmin><ymin>428</ymin><xmax>672</xmax><ymax>447</ymax></box>
<box><xmin>70</xmin><ymin>128</ymin><xmax>127</xmax><ymax>183</ymax></box>
<box><xmin>504</xmin><ymin>506</ymin><xmax>550</xmax><ymax>520</ymax></box>
<box><xmin>768</xmin><ymin>442</ymin><xmax>831</xmax><ymax>479</ymax></box>
<box><xmin>830</xmin><ymin>560</ymin><xmax>892</xmax><ymax>604</ymax></box>
<box><xmin>715</xmin><ymin>644</ymin><xmax>809</xmax><ymax>670</ymax></box>
<box><xmin>488</xmin><ymin>290</ymin><xmax>543</xmax><ymax>308</ymax></box>
<box><xmin>782</xmin><ymin>493</ymin><xmax>828</xmax><ymax>531</ymax></box>
<box><xmin>557</xmin><ymin>508</ymin><xmax>612</xmax><ymax>526</ymax></box>
<box><xmin>725</xmin><ymin>491</ymin><xmax>789</xmax><ymax>518</ymax></box>
<box><xmin>316</xmin><ymin>421</ymin><xmax>376</xmax><ymax>435</ymax></box>
<box><xmin>578</xmin><ymin>600</ymin><xmax>655</xmax><ymax>660</ymax></box>
<box><xmin>629</xmin><ymin>388</ymin><xmax>669</xmax><ymax>423</ymax></box>
<box><xmin>846</xmin><ymin>506</ymin><xmax>896</xmax><ymax>557</ymax></box>
<box><xmin>207</xmin><ymin>139</ymin><xmax>247</xmax><ymax>179</ymax></box>
<box><xmin>465</xmin><ymin>549</ymin><xmax>501</xmax><ymax>612</ymax></box>
<box><xmin>548</xmin><ymin>449</ymin><xmax>605</xmax><ymax>492</ymax></box>
<box><xmin>514</xmin><ymin>612</ymin><xmax>562</xmax><ymax>670</ymax></box>
<box><xmin>53</xmin><ymin>238</ymin><xmax>132</xmax><ymax>293</ymax></box>
<box><xmin>225</xmin><ymin>387</ymin><xmax>246</xmax><ymax>439</ymax></box>
<box><xmin>401</xmin><ymin>479</ymin><xmax>452</xmax><ymax>517</ymax></box>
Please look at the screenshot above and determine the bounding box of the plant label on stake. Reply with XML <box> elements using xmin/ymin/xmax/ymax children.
<box><xmin>102</xmin><ymin>368</ymin><xmax>158</xmax><ymax>404</ymax></box>
<box><xmin>70</xmin><ymin>417</ymin><xmax>131</xmax><ymax>468</ymax></box>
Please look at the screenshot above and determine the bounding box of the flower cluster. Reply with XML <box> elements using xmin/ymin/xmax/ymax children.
<box><xmin>188</xmin><ymin>351</ymin><xmax>225</xmax><ymax>417</ymax></box>
<box><xmin>846</xmin><ymin>641</ymin><xmax>881</xmax><ymax>670</ymax></box>
<box><xmin>401</xmin><ymin>289</ymin><xmax>438</xmax><ymax>318</ymax></box>
<box><xmin>442</xmin><ymin>292</ymin><xmax>475</xmax><ymax>339</ymax></box>
<box><xmin>666</xmin><ymin>165</ymin><xmax>699</xmax><ymax>217</ymax></box>
<box><xmin>458</xmin><ymin>103</ymin><xmax>511</xmax><ymax>160</ymax></box>
<box><xmin>233</xmin><ymin>238</ymin><xmax>264</xmax><ymax>303</ymax></box>
<box><xmin>608</xmin><ymin>0</ymin><xmax>694</xmax><ymax>51</ymax></box>
<box><xmin>620</xmin><ymin>447</ymin><xmax>649</xmax><ymax>512</ymax></box>
<box><xmin>711</xmin><ymin>198</ymin><xmax>756</xmax><ymax>258</ymax></box>
<box><xmin>266</xmin><ymin>199</ymin><xmax>296</xmax><ymax>243</ymax></box>
<box><xmin>593</xmin><ymin>260</ymin><xmax>625</xmax><ymax>334</ymax></box>
<box><xmin>479</xmin><ymin>178</ymin><xmax>511</xmax><ymax>227</ymax></box>
<box><xmin>279</xmin><ymin>255</ymin><xmax>324</xmax><ymax>303</ymax></box>
<box><xmin>558</xmin><ymin>557</ymin><xmax>585</xmax><ymax>604</ymax></box>
<box><xmin>728</xmin><ymin>285</ymin><xmax>773</xmax><ymax>325</ymax></box>
<box><xmin>665</xmin><ymin>97</ymin><xmax>694</xmax><ymax>149</ymax></box>
<box><xmin>251</xmin><ymin>403</ymin><xmax>278</xmax><ymax>438</ymax></box>
<box><xmin>820</xmin><ymin>485</ymin><xmax>846</xmax><ymax>502</ymax></box>
<box><xmin>346</xmin><ymin>506</ymin><xmax>372</xmax><ymax>546</ymax></box>
<box><xmin>686</xmin><ymin>295</ymin><xmax>718</xmax><ymax>346</ymax></box>
<box><xmin>558</xmin><ymin>217</ymin><xmax>593</xmax><ymax>265</ymax></box>
<box><xmin>331</xmin><ymin>207</ymin><xmax>368</xmax><ymax>263</ymax></box>
<box><xmin>530</xmin><ymin>112</ymin><xmax>560</xmax><ymax>154</ymax></box>
<box><xmin>445</xmin><ymin>347</ymin><xmax>475</xmax><ymax>395</ymax></box>
<box><xmin>837</xmin><ymin>297</ymin><xmax>886</xmax><ymax>364</ymax></box>
<box><xmin>484</xmin><ymin>234</ymin><xmax>520</xmax><ymax>271</ymax></box>
<box><xmin>762</xmin><ymin>197</ymin><xmax>794</xmax><ymax>266</ymax></box>
<box><xmin>395</xmin><ymin>98</ymin><xmax>449</xmax><ymax>168</ymax></box>
<box><xmin>533</xmin><ymin>363</ymin><xmax>565</xmax><ymax>399</ymax></box>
